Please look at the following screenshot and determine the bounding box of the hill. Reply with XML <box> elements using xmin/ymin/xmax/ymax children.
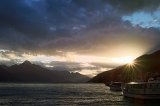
<box><xmin>0</xmin><ymin>61</ymin><xmax>90</xmax><ymax>83</ymax></box>
<box><xmin>89</xmin><ymin>50</ymin><xmax>160</xmax><ymax>85</ymax></box>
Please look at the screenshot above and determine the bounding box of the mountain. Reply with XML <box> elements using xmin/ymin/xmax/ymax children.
<box><xmin>0</xmin><ymin>64</ymin><xmax>8</xmax><ymax>69</ymax></box>
<box><xmin>0</xmin><ymin>65</ymin><xmax>14</xmax><ymax>82</ymax></box>
<box><xmin>89</xmin><ymin>50</ymin><xmax>160</xmax><ymax>85</ymax></box>
<box><xmin>0</xmin><ymin>61</ymin><xmax>90</xmax><ymax>83</ymax></box>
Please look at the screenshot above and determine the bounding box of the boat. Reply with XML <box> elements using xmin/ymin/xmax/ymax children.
<box><xmin>109</xmin><ymin>82</ymin><xmax>122</xmax><ymax>91</ymax></box>
<box><xmin>123</xmin><ymin>81</ymin><xmax>160</xmax><ymax>99</ymax></box>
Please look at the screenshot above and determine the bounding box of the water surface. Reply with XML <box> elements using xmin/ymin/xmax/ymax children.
<box><xmin>0</xmin><ymin>83</ymin><xmax>159</xmax><ymax>106</ymax></box>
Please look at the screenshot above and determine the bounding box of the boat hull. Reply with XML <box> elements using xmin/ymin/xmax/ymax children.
<box><xmin>122</xmin><ymin>82</ymin><xmax>160</xmax><ymax>99</ymax></box>
<box><xmin>123</xmin><ymin>93</ymin><xmax>160</xmax><ymax>99</ymax></box>
<box><xmin>109</xmin><ymin>82</ymin><xmax>122</xmax><ymax>91</ymax></box>
<box><xmin>110</xmin><ymin>87</ymin><xmax>122</xmax><ymax>91</ymax></box>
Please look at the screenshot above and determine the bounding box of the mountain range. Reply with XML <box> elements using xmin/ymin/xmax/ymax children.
<box><xmin>0</xmin><ymin>61</ymin><xmax>90</xmax><ymax>83</ymax></box>
<box><xmin>89</xmin><ymin>50</ymin><xmax>160</xmax><ymax>85</ymax></box>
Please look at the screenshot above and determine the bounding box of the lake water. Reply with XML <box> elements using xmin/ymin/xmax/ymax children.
<box><xmin>0</xmin><ymin>83</ymin><xmax>159</xmax><ymax>106</ymax></box>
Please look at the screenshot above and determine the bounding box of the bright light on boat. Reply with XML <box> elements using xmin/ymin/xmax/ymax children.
<box><xmin>129</xmin><ymin>82</ymin><xmax>138</xmax><ymax>84</ymax></box>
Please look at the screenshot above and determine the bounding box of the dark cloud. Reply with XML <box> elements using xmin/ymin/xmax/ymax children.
<box><xmin>105</xmin><ymin>0</ymin><xmax>160</xmax><ymax>13</ymax></box>
<box><xmin>0</xmin><ymin>0</ymin><xmax>49</xmax><ymax>37</ymax></box>
<box><xmin>0</xmin><ymin>0</ymin><xmax>113</xmax><ymax>54</ymax></box>
<box><xmin>0</xmin><ymin>0</ymin><xmax>160</xmax><ymax>56</ymax></box>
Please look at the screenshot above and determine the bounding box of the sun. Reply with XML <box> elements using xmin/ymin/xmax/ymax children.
<box><xmin>111</xmin><ymin>56</ymin><xmax>135</xmax><ymax>64</ymax></box>
<box><xmin>127</xmin><ymin>59</ymin><xmax>135</xmax><ymax>65</ymax></box>
<box><xmin>122</xmin><ymin>56</ymin><xmax>135</xmax><ymax>65</ymax></box>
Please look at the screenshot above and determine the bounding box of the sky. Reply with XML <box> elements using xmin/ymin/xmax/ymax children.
<box><xmin>0</xmin><ymin>0</ymin><xmax>160</xmax><ymax>77</ymax></box>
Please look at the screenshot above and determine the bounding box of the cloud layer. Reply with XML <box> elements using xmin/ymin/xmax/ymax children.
<box><xmin>0</xmin><ymin>0</ymin><xmax>160</xmax><ymax>55</ymax></box>
<box><xmin>1</xmin><ymin>0</ymin><xmax>160</xmax><ymax>76</ymax></box>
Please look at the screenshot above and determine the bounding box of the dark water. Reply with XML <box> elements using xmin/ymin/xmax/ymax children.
<box><xmin>0</xmin><ymin>83</ymin><xmax>159</xmax><ymax>106</ymax></box>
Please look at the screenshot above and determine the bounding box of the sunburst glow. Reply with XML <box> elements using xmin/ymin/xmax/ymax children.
<box><xmin>127</xmin><ymin>59</ymin><xmax>135</xmax><ymax>65</ymax></box>
<box><xmin>111</xmin><ymin>56</ymin><xmax>135</xmax><ymax>64</ymax></box>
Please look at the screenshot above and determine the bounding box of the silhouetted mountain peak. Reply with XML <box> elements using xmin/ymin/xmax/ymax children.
<box><xmin>0</xmin><ymin>61</ymin><xmax>90</xmax><ymax>83</ymax></box>
<box><xmin>89</xmin><ymin>49</ymin><xmax>160</xmax><ymax>84</ymax></box>
<box><xmin>151</xmin><ymin>50</ymin><xmax>160</xmax><ymax>56</ymax></box>
<box><xmin>21</xmin><ymin>60</ymin><xmax>32</xmax><ymax>65</ymax></box>
<box><xmin>136</xmin><ymin>50</ymin><xmax>160</xmax><ymax>61</ymax></box>
<box><xmin>0</xmin><ymin>64</ymin><xmax>8</xmax><ymax>69</ymax></box>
